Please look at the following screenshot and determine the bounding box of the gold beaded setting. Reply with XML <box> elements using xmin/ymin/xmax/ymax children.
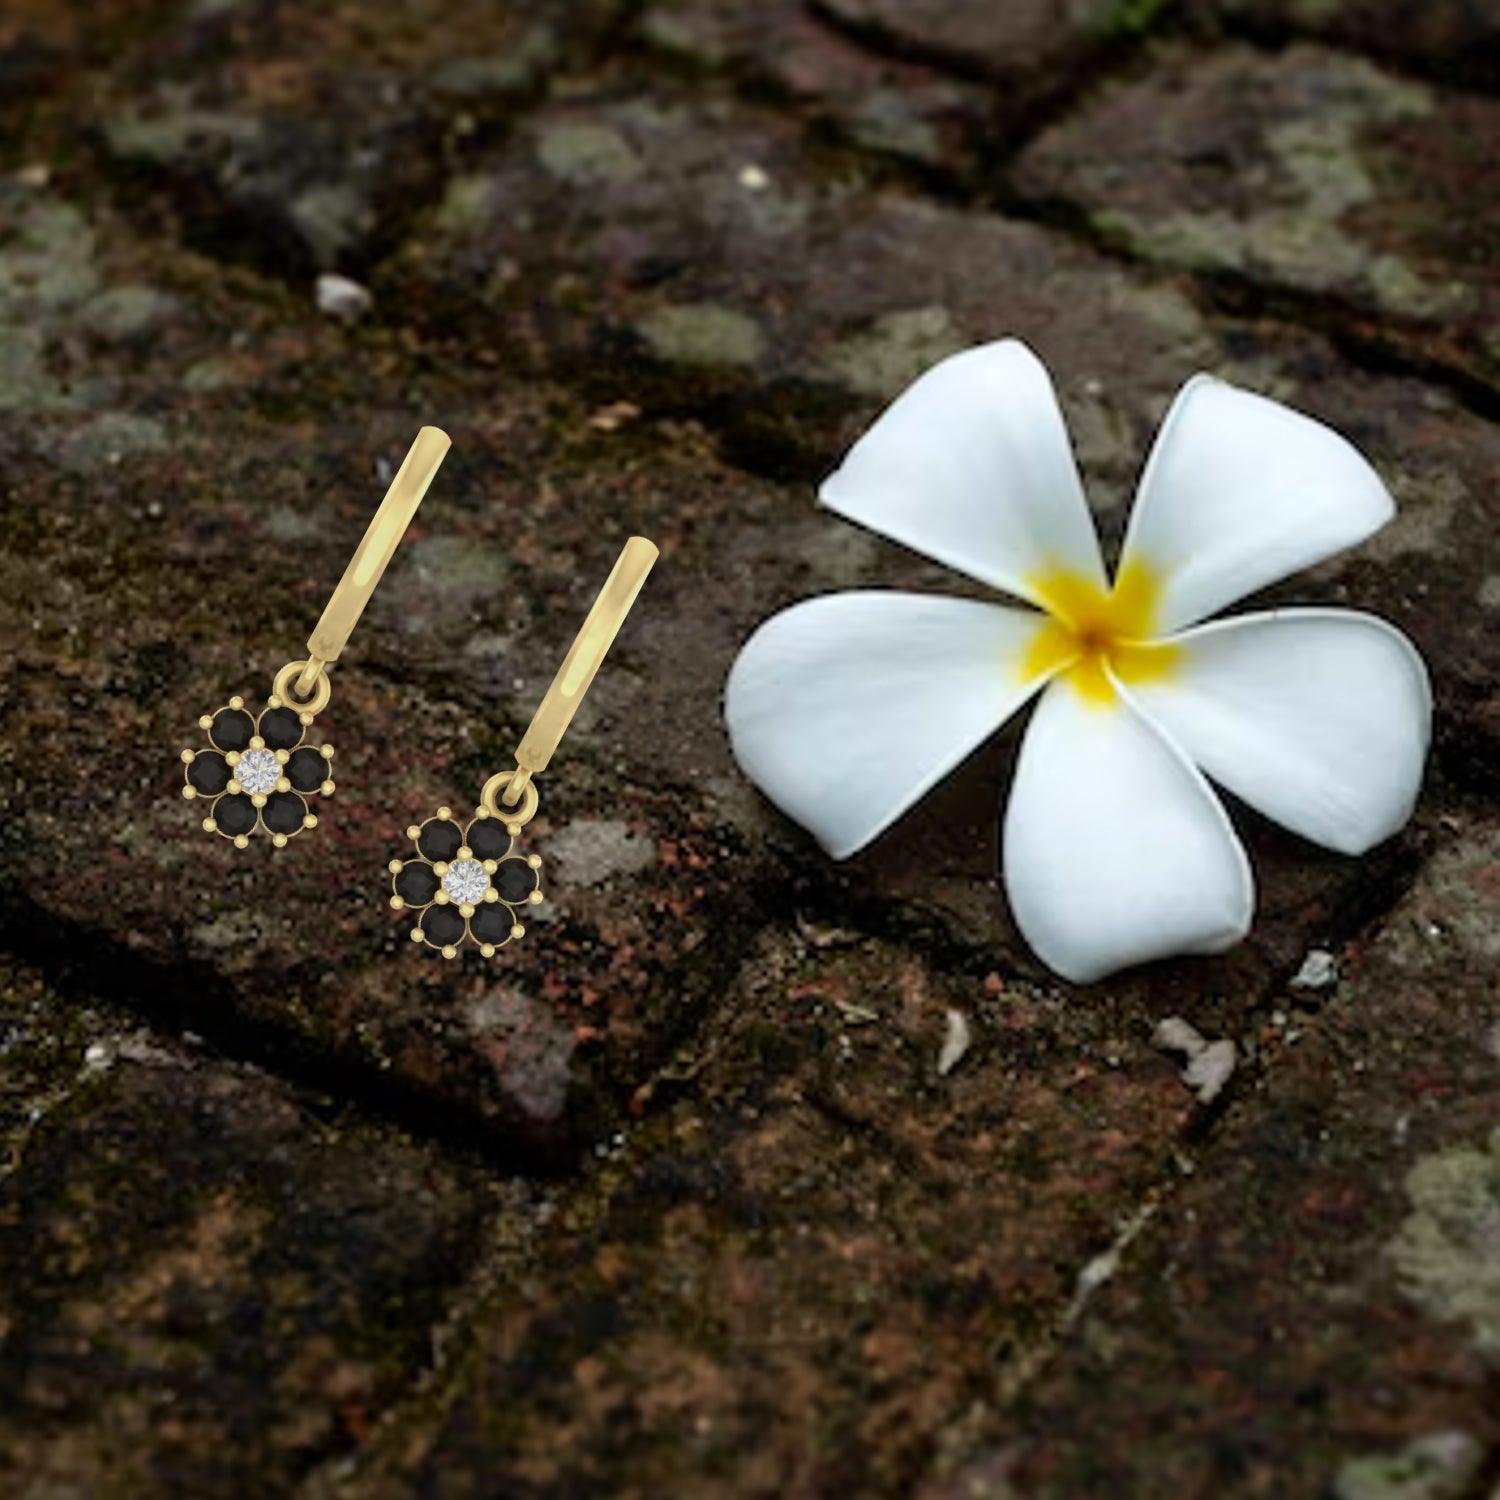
<box><xmin>389</xmin><ymin>805</ymin><xmax>544</xmax><ymax>959</ymax></box>
<box><xmin>181</xmin><ymin>693</ymin><xmax>334</xmax><ymax>848</ymax></box>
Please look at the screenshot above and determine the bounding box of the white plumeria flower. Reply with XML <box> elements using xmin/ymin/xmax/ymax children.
<box><xmin>724</xmin><ymin>340</ymin><xmax>1431</xmax><ymax>983</ymax></box>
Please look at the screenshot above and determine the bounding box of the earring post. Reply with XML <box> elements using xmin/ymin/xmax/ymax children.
<box><xmin>505</xmin><ymin>535</ymin><xmax>658</xmax><ymax>802</ymax></box>
<box><xmin>303</xmin><ymin>426</ymin><xmax>450</xmax><ymax>674</ymax></box>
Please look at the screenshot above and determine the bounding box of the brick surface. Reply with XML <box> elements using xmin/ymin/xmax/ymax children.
<box><xmin>636</xmin><ymin>0</ymin><xmax>995</xmax><ymax>173</ymax></box>
<box><xmin>819</xmin><ymin>0</ymin><xmax>1164</xmax><ymax>98</ymax></box>
<box><xmin>330</xmin><ymin>932</ymin><xmax>1199</xmax><ymax>1499</ymax></box>
<box><xmin>996</xmin><ymin>814</ymin><xmax>1500</xmax><ymax>1499</ymax></box>
<box><xmin>0</xmin><ymin>958</ymin><xmax>495</xmax><ymax>1500</ymax></box>
<box><xmin>92</xmin><ymin>0</ymin><xmax>627</xmax><ymax>276</ymax></box>
<box><xmin>1193</xmin><ymin>0</ymin><xmax>1500</xmax><ymax>82</ymax></box>
<box><xmin>387</xmin><ymin>86</ymin><xmax>1223</xmax><ymax>448</ymax></box>
<box><xmin>1012</xmin><ymin>45</ymin><xmax>1500</xmax><ymax>393</ymax></box>
<box><xmin>3</xmin><ymin>5</ymin><xmax>1500</xmax><ymax>1495</ymax></box>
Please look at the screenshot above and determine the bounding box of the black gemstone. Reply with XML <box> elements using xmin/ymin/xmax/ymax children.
<box><xmin>186</xmin><ymin>751</ymin><xmax>231</xmax><ymax>796</ymax></box>
<box><xmin>493</xmin><ymin>857</ymin><xmax>538</xmax><ymax>904</ymax></box>
<box><xmin>210</xmin><ymin>707</ymin><xmax>254</xmax><ymax>752</ymax></box>
<box><xmin>394</xmin><ymin>862</ymin><xmax>440</xmax><ymax>906</ymax></box>
<box><xmin>263</xmin><ymin>791</ymin><xmax>306</xmax><ymax>835</ymax></box>
<box><xmin>286</xmin><ymin>747</ymin><xmax>330</xmax><ymax>793</ymax></box>
<box><xmin>466</xmin><ymin>816</ymin><xmax>509</xmax><ymax>861</ymax></box>
<box><xmin>421</xmin><ymin>904</ymin><xmax>465</xmax><ymax>947</ymax></box>
<box><xmin>259</xmin><ymin>705</ymin><xmax>304</xmax><ymax>750</ymax></box>
<box><xmin>214</xmin><ymin>793</ymin><xmax>257</xmax><ymax>836</ymax></box>
<box><xmin>417</xmin><ymin>818</ymin><xmax>462</xmax><ymax>862</ymax></box>
<box><xmin>468</xmin><ymin>902</ymin><xmax>512</xmax><ymax>946</ymax></box>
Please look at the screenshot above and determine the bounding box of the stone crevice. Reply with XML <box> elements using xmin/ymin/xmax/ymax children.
<box><xmin>0</xmin><ymin>895</ymin><xmax>575</xmax><ymax>1178</ymax></box>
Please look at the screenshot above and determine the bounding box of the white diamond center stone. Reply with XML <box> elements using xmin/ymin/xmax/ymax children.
<box><xmin>443</xmin><ymin>859</ymin><xmax>490</xmax><ymax>905</ymax></box>
<box><xmin>235</xmin><ymin>748</ymin><xmax>280</xmax><ymax>795</ymax></box>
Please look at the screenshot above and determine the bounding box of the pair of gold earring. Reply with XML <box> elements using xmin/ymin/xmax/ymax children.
<box><xmin>178</xmin><ymin>428</ymin><xmax>657</xmax><ymax>959</ymax></box>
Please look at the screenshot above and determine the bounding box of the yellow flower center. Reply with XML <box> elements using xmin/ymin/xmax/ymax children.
<box><xmin>1020</xmin><ymin>556</ymin><xmax>1180</xmax><ymax>706</ymax></box>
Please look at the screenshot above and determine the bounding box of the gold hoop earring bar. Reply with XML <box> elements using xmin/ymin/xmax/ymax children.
<box><xmin>501</xmin><ymin>534</ymin><xmax>659</xmax><ymax>807</ymax></box>
<box><xmin>291</xmin><ymin>425</ymin><xmax>451</xmax><ymax>701</ymax></box>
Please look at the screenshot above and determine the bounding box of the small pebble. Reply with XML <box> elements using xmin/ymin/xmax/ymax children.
<box><xmin>937</xmin><ymin>1009</ymin><xmax>971</xmax><ymax>1077</ymax></box>
<box><xmin>315</xmin><ymin>272</ymin><xmax>373</xmax><ymax>323</ymax></box>
<box><xmin>1183</xmin><ymin>1041</ymin><xmax>1236</xmax><ymax>1104</ymax></box>
<box><xmin>1152</xmin><ymin>1017</ymin><xmax>1202</xmax><ymax>1056</ymax></box>
<box><xmin>588</xmin><ymin>400</ymin><xmax>641</xmax><ymax>432</ymax></box>
<box><xmin>1290</xmin><ymin>948</ymin><xmax>1339</xmax><ymax>991</ymax></box>
<box><xmin>1152</xmin><ymin>1016</ymin><xmax>1236</xmax><ymax>1105</ymax></box>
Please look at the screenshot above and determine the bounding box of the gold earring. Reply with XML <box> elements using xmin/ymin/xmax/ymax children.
<box><xmin>389</xmin><ymin>535</ymin><xmax>658</xmax><ymax>958</ymax></box>
<box><xmin>180</xmin><ymin>428</ymin><xmax>450</xmax><ymax>848</ymax></box>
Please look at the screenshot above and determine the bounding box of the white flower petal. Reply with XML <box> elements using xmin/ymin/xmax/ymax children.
<box><xmin>725</xmin><ymin>591</ymin><xmax>1056</xmax><ymax>859</ymax></box>
<box><xmin>1126</xmin><ymin>609</ymin><xmax>1430</xmax><ymax>855</ymax></box>
<box><xmin>1120</xmin><ymin>376</ymin><xmax>1395</xmax><ymax>634</ymax></box>
<box><xmin>820</xmin><ymin>340</ymin><xmax>1106</xmax><ymax>604</ymax></box>
<box><xmin>1003</xmin><ymin>676</ymin><xmax>1253</xmax><ymax>984</ymax></box>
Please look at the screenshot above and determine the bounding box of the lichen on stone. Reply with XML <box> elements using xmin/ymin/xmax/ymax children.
<box><xmin>536</xmin><ymin>122</ymin><xmax>645</xmax><ymax>187</ymax></box>
<box><xmin>1334</xmin><ymin>1430</ymin><xmax>1485</xmax><ymax>1500</ymax></box>
<box><xmin>820</xmin><ymin>304</ymin><xmax>965</xmax><ymax>399</ymax></box>
<box><xmin>1388</xmin><ymin>1128</ymin><xmax>1500</xmax><ymax>1359</ymax></box>
<box><xmin>636</xmin><ymin>302</ymin><xmax>767</xmax><ymax>368</ymax></box>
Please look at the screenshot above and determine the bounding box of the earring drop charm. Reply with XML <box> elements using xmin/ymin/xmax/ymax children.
<box><xmin>390</xmin><ymin>804</ymin><xmax>543</xmax><ymax>958</ymax></box>
<box><xmin>390</xmin><ymin>535</ymin><xmax>658</xmax><ymax>957</ymax></box>
<box><xmin>181</xmin><ymin>693</ymin><xmax>335</xmax><ymax>848</ymax></box>
<box><xmin>180</xmin><ymin>427</ymin><xmax>450</xmax><ymax>846</ymax></box>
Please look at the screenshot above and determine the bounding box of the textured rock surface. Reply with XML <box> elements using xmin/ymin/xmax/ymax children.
<box><xmin>819</xmin><ymin>0</ymin><xmax>1167</xmax><ymax>99</ymax></box>
<box><xmin>999</xmin><ymin>815</ymin><xmax>1500</xmax><ymax>1499</ymax></box>
<box><xmin>3</xmin><ymin>1</ymin><xmax>1500</xmax><ymax>1495</ymax></box>
<box><xmin>1193</xmin><ymin>0</ymin><xmax>1500</xmax><ymax>83</ymax></box>
<box><xmin>326</xmin><ymin>932</ymin><xmax>1199</xmax><ymax>1499</ymax></box>
<box><xmin>636</xmin><ymin>0</ymin><xmax>996</xmax><ymax>172</ymax></box>
<box><xmin>95</xmin><ymin>0</ymin><xmax>628</xmax><ymax>277</ymax></box>
<box><xmin>1012</xmin><ymin>46</ymin><xmax>1500</xmax><ymax>386</ymax></box>
<box><xmin>0</xmin><ymin>959</ymin><xmax>496</xmax><ymax>1498</ymax></box>
<box><xmin>387</xmin><ymin>85</ymin><xmax>1229</xmax><ymax>456</ymax></box>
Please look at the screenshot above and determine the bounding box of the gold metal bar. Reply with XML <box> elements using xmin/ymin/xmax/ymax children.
<box><xmin>305</xmin><ymin>426</ymin><xmax>451</xmax><ymax>666</ymax></box>
<box><xmin>293</xmin><ymin>654</ymin><xmax>327</xmax><ymax>699</ymax></box>
<box><xmin>505</xmin><ymin>536</ymin><xmax>658</xmax><ymax>802</ymax></box>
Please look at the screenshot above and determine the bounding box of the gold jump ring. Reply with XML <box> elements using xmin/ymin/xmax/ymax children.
<box><xmin>273</xmin><ymin>658</ymin><xmax>332</xmax><ymax>716</ymax></box>
<box><xmin>480</xmin><ymin>769</ymin><xmax>540</xmax><ymax>828</ymax></box>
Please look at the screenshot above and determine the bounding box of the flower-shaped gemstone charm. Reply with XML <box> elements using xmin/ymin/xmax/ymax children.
<box><xmin>181</xmin><ymin>694</ymin><xmax>335</xmax><ymax>847</ymax></box>
<box><xmin>390</xmin><ymin>806</ymin><xmax>544</xmax><ymax>958</ymax></box>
